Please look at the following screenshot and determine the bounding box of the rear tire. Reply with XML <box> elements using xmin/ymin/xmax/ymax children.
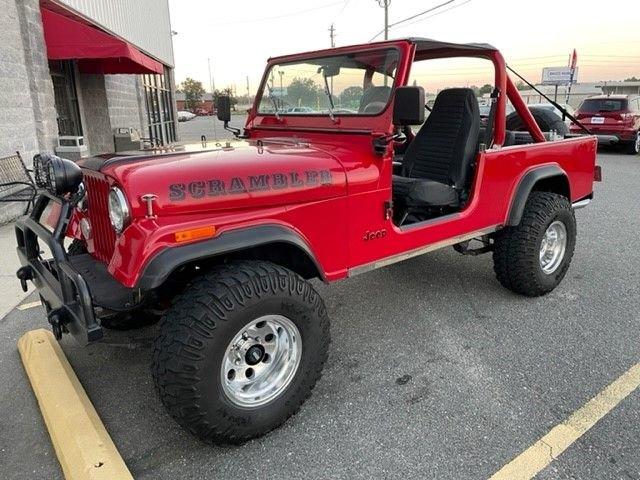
<box><xmin>625</xmin><ymin>131</ymin><xmax>640</xmax><ymax>155</ymax></box>
<box><xmin>506</xmin><ymin>107</ymin><xmax>569</xmax><ymax>135</ymax></box>
<box><xmin>493</xmin><ymin>192</ymin><xmax>576</xmax><ymax>296</ymax></box>
<box><xmin>152</xmin><ymin>260</ymin><xmax>330</xmax><ymax>444</ymax></box>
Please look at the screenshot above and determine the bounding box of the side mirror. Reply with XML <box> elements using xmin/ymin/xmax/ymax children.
<box><xmin>317</xmin><ymin>65</ymin><xmax>340</xmax><ymax>78</ymax></box>
<box><xmin>216</xmin><ymin>96</ymin><xmax>231</xmax><ymax>123</ymax></box>
<box><xmin>393</xmin><ymin>86</ymin><xmax>425</xmax><ymax>125</ymax></box>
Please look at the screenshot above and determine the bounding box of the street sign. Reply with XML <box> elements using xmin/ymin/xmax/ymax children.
<box><xmin>541</xmin><ymin>66</ymin><xmax>579</xmax><ymax>85</ymax></box>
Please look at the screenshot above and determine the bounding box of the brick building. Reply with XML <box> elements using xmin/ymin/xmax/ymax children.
<box><xmin>176</xmin><ymin>92</ymin><xmax>215</xmax><ymax>114</ymax></box>
<box><xmin>0</xmin><ymin>0</ymin><xmax>177</xmax><ymax>222</ymax></box>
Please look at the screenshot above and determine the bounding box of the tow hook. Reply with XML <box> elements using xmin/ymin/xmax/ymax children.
<box><xmin>47</xmin><ymin>309</ymin><xmax>69</xmax><ymax>340</ymax></box>
<box><xmin>16</xmin><ymin>266</ymin><xmax>33</xmax><ymax>292</ymax></box>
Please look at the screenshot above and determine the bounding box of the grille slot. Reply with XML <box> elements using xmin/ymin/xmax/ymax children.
<box><xmin>83</xmin><ymin>171</ymin><xmax>116</xmax><ymax>263</ymax></box>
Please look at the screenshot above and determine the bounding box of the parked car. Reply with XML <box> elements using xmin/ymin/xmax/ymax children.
<box><xmin>570</xmin><ymin>95</ymin><xmax>640</xmax><ymax>154</ymax></box>
<box><xmin>479</xmin><ymin>103</ymin><xmax>514</xmax><ymax>126</ymax></box>
<box><xmin>194</xmin><ymin>108</ymin><xmax>212</xmax><ymax>116</ymax></box>
<box><xmin>177</xmin><ymin>110</ymin><xmax>196</xmax><ymax>122</ymax></box>
<box><xmin>16</xmin><ymin>38</ymin><xmax>599</xmax><ymax>445</ymax></box>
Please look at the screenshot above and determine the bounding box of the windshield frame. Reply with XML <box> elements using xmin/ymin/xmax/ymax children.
<box><xmin>253</xmin><ymin>46</ymin><xmax>402</xmax><ymax>119</ymax></box>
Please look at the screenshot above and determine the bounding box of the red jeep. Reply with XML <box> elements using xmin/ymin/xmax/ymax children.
<box><xmin>15</xmin><ymin>39</ymin><xmax>599</xmax><ymax>444</ymax></box>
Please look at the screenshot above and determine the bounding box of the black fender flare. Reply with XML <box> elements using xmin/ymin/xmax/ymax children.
<box><xmin>137</xmin><ymin>224</ymin><xmax>324</xmax><ymax>290</ymax></box>
<box><xmin>506</xmin><ymin>165</ymin><xmax>569</xmax><ymax>226</ymax></box>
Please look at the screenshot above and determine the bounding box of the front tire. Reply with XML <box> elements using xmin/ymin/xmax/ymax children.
<box><xmin>152</xmin><ymin>261</ymin><xmax>330</xmax><ymax>444</ymax></box>
<box><xmin>493</xmin><ymin>191</ymin><xmax>576</xmax><ymax>296</ymax></box>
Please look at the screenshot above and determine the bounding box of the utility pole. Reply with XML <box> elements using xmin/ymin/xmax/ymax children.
<box><xmin>207</xmin><ymin>58</ymin><xmax>217</xmax><ymax>140</ymax></box>
<box><xmin>328</xmin><ymin>24</ymin><xmax>335</xmax><ymax>98</ymax></box>
<box><xmin>278</xmin><ymin>70</ymin><xmax>284</xmax><ymax>109</ymax></box>
<box><xmin>207</xmin><ymin>57</ymin><xmax>216</xmax><ymax>93</ymax></box>
<box><xmin>246</xmin><ymin>75</ymin><xmax>250</xmax><ymax>102</ymax></box>
<box><xmin>376</xmin><ymin>0</ymin><xmax>391</xmax><ymax>40</ymax></box>
<box><xmin>329</xmin><ymin>23</ymin><xmax>336</xmax><ymax>47</ymax></box>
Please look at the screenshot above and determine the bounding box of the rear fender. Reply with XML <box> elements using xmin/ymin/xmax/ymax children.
<box><xmin>506</xmin><ymin>165</ymin><xmax>569</xmax><ymax>226</ymax></box>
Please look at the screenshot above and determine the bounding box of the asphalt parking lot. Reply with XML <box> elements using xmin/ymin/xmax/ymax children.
<box><xmin>1</xmin><ymin>150</ymin><xmax>639</xmax><ymax>479</ymax></box>
<box><xmin>177</xmin><ymin>113</ymin><xmax>247</xmax><ymax>143</ymax></box>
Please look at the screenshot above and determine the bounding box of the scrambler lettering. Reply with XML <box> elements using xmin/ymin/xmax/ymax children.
<box><xmin>169</xmin><ymin>170</ymin><xmax>332</xmax><ymax>201</ymax></box>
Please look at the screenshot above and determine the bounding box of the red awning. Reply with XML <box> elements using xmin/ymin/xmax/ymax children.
<box><xmin>41</xmin><ymin>8</ymin><xmax>164</xmax><ymax>75</ymax></box>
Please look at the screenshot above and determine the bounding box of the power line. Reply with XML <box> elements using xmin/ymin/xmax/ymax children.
<box><xmin>368</xmin><ymin>0</ymin><xmax>457</xmax><ymax>41</ymax></box>
<box><xmin>391</xmin><ymin>0</ymin><xmax>471</xmax><ymax>30</ymax></box>
<box><xmin>331</xmin><ymin>0</ymin><xmax>352</xmax><ymax>22</ymax></box>
<box><xmin>388</xmin><ymin>0</ymin><xmax>455</xmax><ymax>28</ymax></box>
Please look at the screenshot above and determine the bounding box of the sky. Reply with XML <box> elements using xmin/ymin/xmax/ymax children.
<box><xmin>168</xmin><ymin>0</ymin><xmax>640</xmax><ymax>94</ymax></box>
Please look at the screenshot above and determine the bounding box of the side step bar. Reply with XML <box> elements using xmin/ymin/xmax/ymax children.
<box><xmin>572</xmin><ymin>198</ymin><xmax>591</xmax><ymax>209</ymax></box>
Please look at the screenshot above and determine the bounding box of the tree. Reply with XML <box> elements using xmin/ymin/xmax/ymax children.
<box><xmin>516</xmin><ymin>81</ymin><xmax>528</xmax><ymax>91</ymax></box>
<box><xmin>478</xmin><ymin>84</ymin><xmax>493</xmax><ymax>96</ymax></box>
<box><xmin>624</xmin><ymin>76</ymin><xmax>639</xmax><ymax>82</ymax></box>
<box><xmin>286</xmin><ymin>77</ymin><xmax>319</xmax><ymax>107</ymax></box>
<box><xmin>339</xmin><ymin>86</ymin><xmax>364</xmax><ymax>108</ymax></box>
<box><xmin>180</xmin><ymin>78</ymin><xmax>205</xmax><ymax>111</ymax></box>
<box><xmin>212</xmin><ymin>88</ymin><xmax>238</xmax><ymax>111</ymax></box>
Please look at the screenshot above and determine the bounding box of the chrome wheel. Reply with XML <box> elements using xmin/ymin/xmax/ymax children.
<box><xmin>539</xmin><ymin>220</ymin><xmax>567</xmax><ymax>274</ymax></box>
<box><xmin>221</xmin><ymin>315</ymin><xmax>301</xmax><ymax>408</ymax></box>
<box><xmin>635</xmin><ymin>132</ymin><xmax>640</xmax><ymax>154</ymax></box>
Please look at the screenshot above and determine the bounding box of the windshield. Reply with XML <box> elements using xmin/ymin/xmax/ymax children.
<box><xmin>257</xmin><ymin>48</ymin><xmax>399</xmax><ymax>116</ymax></box>
<box><xmin>579</xmin><ymin>98</ymin><xmax>627</xmax><ymax>113</ymax></box>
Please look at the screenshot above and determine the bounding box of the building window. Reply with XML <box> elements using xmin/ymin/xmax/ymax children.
<box><xmin>141</xmin><ymin>68</ymin><xmax>176</xmax><ymax>146</ymax></box>
<box><xmin>50</xmin><ymin>60</ymin><xmax>82</xmax><ymax>136</ymax></box>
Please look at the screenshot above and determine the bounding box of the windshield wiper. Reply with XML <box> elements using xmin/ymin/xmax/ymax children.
<box><xmin>320</xmin><ymin>75</ymin><xmax>337</xmax><ymax>123</ymax></box>
<box><xmin>266</xmin><ymin>84</ymin><xmax>281</xmax><ymax>120</ymax></box>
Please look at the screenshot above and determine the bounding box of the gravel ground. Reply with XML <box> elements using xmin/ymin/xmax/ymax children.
<box><xmin>1</xmin><ymin>151</ymin><xmax>639</xmax><ymax>479</ymax></box>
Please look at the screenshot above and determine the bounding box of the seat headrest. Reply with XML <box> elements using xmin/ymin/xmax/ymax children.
<box><xmin>359</xmin><ymin>86</ymin><xmax>391</xmax><ymax>113</ymax></box>
<box><xmin>432</xmin><ymin>88</ymin><xmax>479</xmax><ymax>113</ymax></box>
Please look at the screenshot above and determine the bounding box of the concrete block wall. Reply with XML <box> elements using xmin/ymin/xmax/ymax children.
<box><xmin>0</xmin><ymin>0</ymin><xmax>57</xmax><ymax>224</ymax></box>
<box><xmin>77</xmin><ymin>74</ymin><xmax>145</xmax><ymax>156</ymax></box>
<box><xmin>76</xmin><ymin>74</ymin><xmax>112</xmax><ymax>156</ymax></box>
<box><xmin>104</xmin><ymin>74</ymin><xmax>146</xmax><ymax>136</ymax></box>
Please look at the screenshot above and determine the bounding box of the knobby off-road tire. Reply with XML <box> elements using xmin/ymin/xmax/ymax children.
<box><xmin>493</xmin><ymin>192</ymin><xmax>576</xmax><ymax>296</ymax></box>
<box><xmin>152</xmin><ymin>260</ymin><xmax>330</xmax><ymax>444</ymax></box>
<box><xmin>506</xmin><ymin>107</ymin><xmax>569</xmax><ymax>135</ymax></box>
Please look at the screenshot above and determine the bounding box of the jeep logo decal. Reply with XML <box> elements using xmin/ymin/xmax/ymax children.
<box><xmin>169</xmin><ymin>170</ymin><xmax>332</xmax><ymax>201</ymax></box>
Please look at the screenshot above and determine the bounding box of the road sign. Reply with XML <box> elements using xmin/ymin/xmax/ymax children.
<box><xmin>541</xmin><ymin>66</ymin><xmax>579</xmax><ymax>86</ymax></box>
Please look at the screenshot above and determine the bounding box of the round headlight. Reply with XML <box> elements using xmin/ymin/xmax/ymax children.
<box><xmin>40</xmin><ymin>154</ymin><xmax>83</xmax><ymax>195</ymax></box>
<box><xmin>47</xmin><ymin>161</ymin><xmax>57</xmax><ymax>193</ymax></box>
<box><xmin>108</xmin><ymin>187</ymin><xmax>130</xmax><ymax>234</ymax></box>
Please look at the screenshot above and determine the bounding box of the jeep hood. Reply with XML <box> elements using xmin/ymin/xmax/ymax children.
<box><xmin>86</xmin><ymin>141</ymin><xmax>347</xmax><ymax>216</ymax></box>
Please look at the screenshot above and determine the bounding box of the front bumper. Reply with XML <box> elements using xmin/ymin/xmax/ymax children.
<box><xmin>15</xmin><ymin>192</ymin><xmax>103</xmax><ymax>344</ymax></box>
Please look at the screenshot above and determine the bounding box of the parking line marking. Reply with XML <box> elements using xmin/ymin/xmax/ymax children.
<box><xmin>17</xmin><ymin>301</ymin><xmax>42</xmax><ymax>310</ymax></box>
<box><xmin>490</xmin><ymin>362</ymin><xmax>640</xmax><ymax>480</ymax></box>
<box><xmin>18</xmin><ymin>329</ymin><xmax>133</xmax><ymax>480</ymax></box>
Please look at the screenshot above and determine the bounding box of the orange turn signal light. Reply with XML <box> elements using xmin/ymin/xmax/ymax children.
<box><xmin>174</xmin><ymin>225</ymin><xmax>216</xmax><ymax>243</ymax></box>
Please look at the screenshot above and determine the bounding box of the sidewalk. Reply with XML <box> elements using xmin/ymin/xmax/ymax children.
<box><xmin>0</xmin><ymin>222</ymin><xmax>32</xmax><ymax>319</ymax></box>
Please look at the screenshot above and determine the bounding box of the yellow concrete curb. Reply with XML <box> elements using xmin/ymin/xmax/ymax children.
<box><xmin>18</xmin><ymin>329</ymin><xmax>133</xmax><ymax>480</ymax></box>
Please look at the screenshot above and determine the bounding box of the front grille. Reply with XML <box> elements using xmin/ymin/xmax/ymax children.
<box><xmin>82</xmin><ymin>171</ymin><xmax>116</xmax><ymax>263</ymax></box>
